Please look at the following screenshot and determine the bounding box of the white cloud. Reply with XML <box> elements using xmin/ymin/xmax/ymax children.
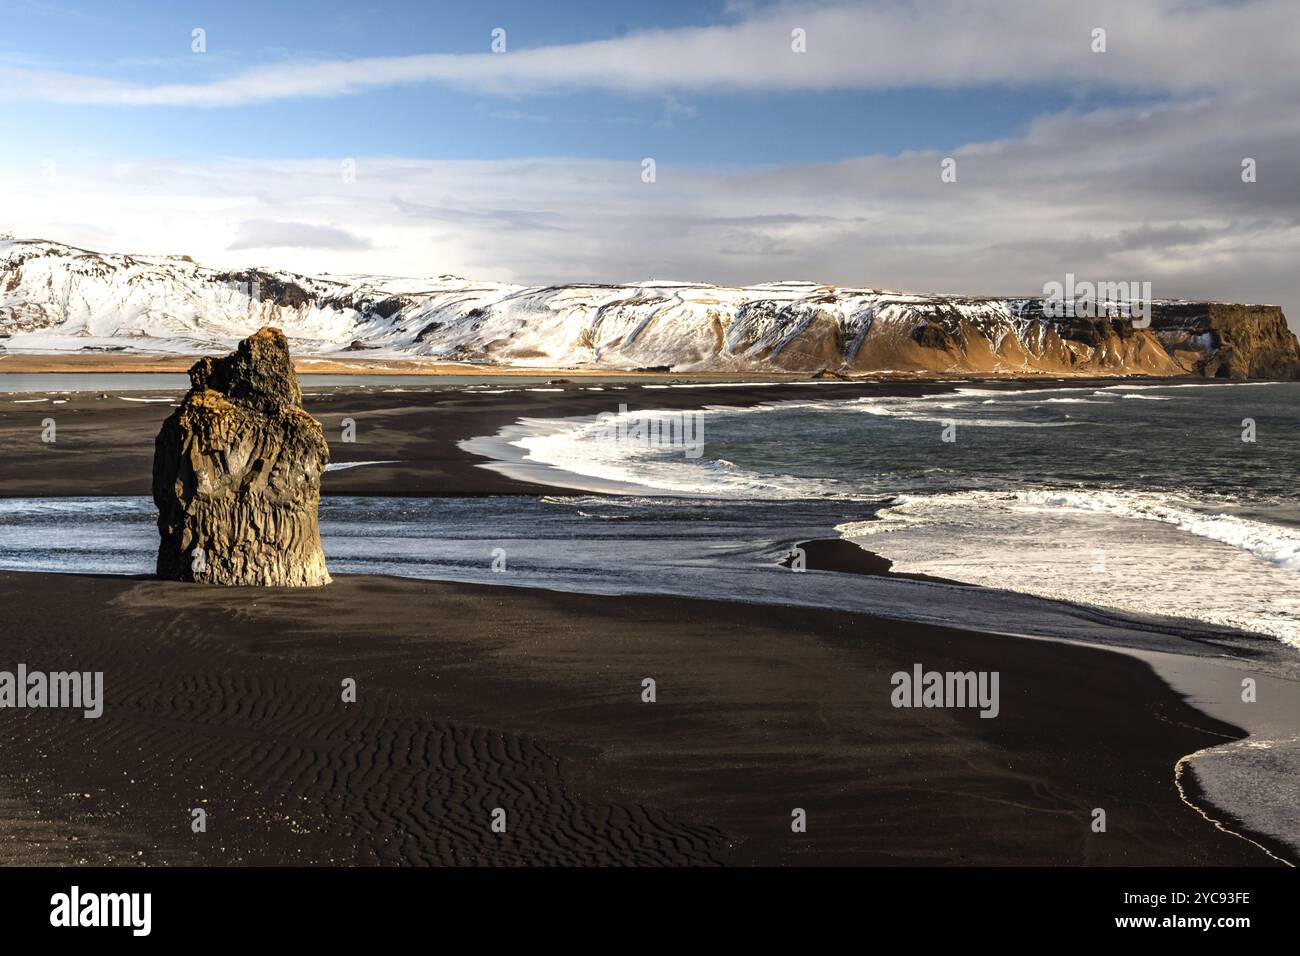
<box><xmin>2</xmin><ymin>74</ymin><xmax>1298</xmax><ymax>332</ymax></box>
<box><xmin>1</xmin><ymin>1</ymin><xmax>1298</xmax><ymax>105</ymax></box>
<box><xmin>227</xmin><ymin>219</ymin><xmax>373</xmax><ymax>251</ymax></box>
<box><xmin>1</xmin><ymin>2</ymin><xmax>1296</xmax><ymax>330</ymax></box>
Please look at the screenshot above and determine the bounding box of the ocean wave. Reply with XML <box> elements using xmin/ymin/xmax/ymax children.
<box><xmin>504</xmin><ymin>392</ymin><xmax>1084</xmax><ymax>497</ymax></box>
<box><xmin>836</xmin><ymin>489</ymin><xmax>1300</xmax><ymax>647</ymax></box>
<box><xmin>1012</xmin><ymin>489</ymin><xmax>1300</xmax><ymax>571</ymax></box>
<box><xmin>510</xmin><ymin>419</ymin><xmax>852</xmax><ymax>499</ymax></box>
<box><xmin>853</xmin><ymin>402</ymin><xmax>1081</xmax><ymax>427</ymax></box>
<box><xmin>843</xmin><ymin>489</ymin><xmax>1300</xmax><ymax>572</ymax></box>
<box><xmin>0</xmin><ymin>496</ymin><xmax>152</xmax><ymax>517</ymax></box>
<box><xmin>1094</xmin><ymin>382</ymin><xmax>1275</xmax><ymax>391</ymax></box>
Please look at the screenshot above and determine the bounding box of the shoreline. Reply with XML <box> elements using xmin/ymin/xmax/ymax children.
<box><xmin>1</xmin><ymin>375</ymin><xmax>1151</xmax><ymax>498</ymax></box>
<box><xmin>2</xmin><ymin>373</ymin><xmax>1297</xmax><ymax>864</ymax></box>
<box><xmin>453</xmin><ymin>394</ymin><xmax>1300</xmax><ymax>870</ymax></box>
<box><xmin>0</xmin><ymin>569</ymin><xmax>1283</xmax><ymax>866</ymax></box>
<box><xmin>782</xmin><ymin>542</ymin><xmax>1300</xmax><ymax>864</ymax></box>
<box><xmin>1</xmin><ymin>559</ymin><xmax>1295</xmax><ymax>864</ymax></box>
<box><xmin>785</xmin><ymin>537</ymin><xmax>973</xmax><ymax>586</ymax></box>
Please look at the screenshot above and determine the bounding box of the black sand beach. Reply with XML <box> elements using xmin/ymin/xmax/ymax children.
<box><xmin>0</xmin><ymin>375</ymin><xmax>1288</xmax><ymax>866</ymax></box>
<box><xmin>0</xmin><ymin>571</ymin><xmax>1275</xmax><ymax>866</ymax></box>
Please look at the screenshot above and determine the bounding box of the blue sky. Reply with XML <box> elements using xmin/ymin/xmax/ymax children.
<box><xmin>1</xmin><ymin>0</ymin><xmax>1130</xmax><ymax>166</ymax></box>
<box><xmin>0</xmin><ymin>0</ymin><xmax>1297</xmax><ymax>330</ymax></box>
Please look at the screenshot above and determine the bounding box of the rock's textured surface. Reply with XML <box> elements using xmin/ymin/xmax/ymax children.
<box><xmin>153</xmin><ymin>327</ymin><xmax>331</xmax><ymax>586</ymax></box>
<box><xmin>1153</xmin><ymin>303</ymin><xmax>1300</xmax><ymax>379</ymax></box>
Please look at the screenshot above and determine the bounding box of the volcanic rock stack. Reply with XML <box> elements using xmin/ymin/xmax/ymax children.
<box><xmin>153</xmin><ymin>327</ymin><xmax>331</xmax><ymax>586</ymax></box>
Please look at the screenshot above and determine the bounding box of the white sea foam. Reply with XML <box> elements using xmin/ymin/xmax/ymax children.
<box><xmin>1093</xmin><ymin>382</ymin><xmax>1275</xmax><ymax>391</ymax></box>
<box><xmin>325</xmin><ymin>460</ymin><xmax>400</xmax><ymax>472</ymax></box>
<box><xmin>473</xmin><ymin>384</ymin><xmax>1250</xmax><ymax>502</ymax></box>
<box><xmin>510</xmin><ymin>415</ymin><xmax>851</xmax><ymax>499</ymax></box>
<box><xmin>1010</xmin><ymin>489</ymin><xmax>1300</xmax><ymax>570</ymax></box>
<box><xmin>852</xmin><ymin>400</ymin><xmax>1081</xmax><ymax>427</ymax></box>
<box><xmin>499</xmin><ymin>393</ymin><xmax>1082</xmax><ymax>497</ymax></box>
<box><xmin>837</xmin><ymin>490</ymin><xmax>1300</xmax><ymax>647</ymax></box>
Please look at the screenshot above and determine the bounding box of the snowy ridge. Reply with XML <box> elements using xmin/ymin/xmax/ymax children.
<box><xmin>1</xmin><ymin>238</ymin><xmax>1295</xmax><ymax>377</ymax></box>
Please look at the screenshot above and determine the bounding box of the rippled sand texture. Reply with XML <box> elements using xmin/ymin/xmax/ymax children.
<box><xmin>0</xmin><ymin>571</ymin><xmax>1278</xmax><ymax>866</ymax></box>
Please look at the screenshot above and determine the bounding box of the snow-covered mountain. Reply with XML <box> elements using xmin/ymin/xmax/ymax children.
<box><xmin>2</xmin><ymin>238</ymin><xmax>1297</xmax><ymax>378</ymax></box>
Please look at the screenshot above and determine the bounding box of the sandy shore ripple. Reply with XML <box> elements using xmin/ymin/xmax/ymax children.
<box><xmin>0</xmin><ymin>571</ymin><xmax>1278</xmax><ymax>866</ymax></box>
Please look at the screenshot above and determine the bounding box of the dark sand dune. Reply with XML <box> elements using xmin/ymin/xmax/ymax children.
<box><xmin>0</xmin><ymin>572</ymin><xmax>1275</xmax><ymax>866</ymax></box>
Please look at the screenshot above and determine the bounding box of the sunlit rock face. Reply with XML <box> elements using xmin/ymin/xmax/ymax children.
<box><xmin>152</xmin><ymin>327</ymin><xmax>331</xmax><ymax>586</ymax></box>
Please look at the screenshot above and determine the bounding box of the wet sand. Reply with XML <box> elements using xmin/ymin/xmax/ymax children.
<box><xmin>785</xmin><ymin>538</ymin><xmax>972</xmax><ymax>586</ymax></box>
<box><xmin>790</xmin><ymin>542</ymin><xmax>1300</xmax><ymax>864</ymax></box>
<box><xmin>0</xmin><ymin>571</ymin><xmax>1277</xmax><ymax>866</ymax></box>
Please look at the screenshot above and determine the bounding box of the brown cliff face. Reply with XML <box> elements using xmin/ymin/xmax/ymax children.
<box><xmin>842</xmin><ymin>303</ymin><xmax>1192</xmax><ymax>377</ymax></box>
<box><xmin>1153</xmin><ymin>304</ymin><xmax>1300</xmax><ymax>379</ymax></box>
<box><xmin>820</xmin><ymin>301</ymin><xmax>1300</xmax><ymax>379</ymax></box>
<box><xmin>152</xmin><ymin>327</ymin><xmax>331</xmax><ymax>586</ymax></box>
